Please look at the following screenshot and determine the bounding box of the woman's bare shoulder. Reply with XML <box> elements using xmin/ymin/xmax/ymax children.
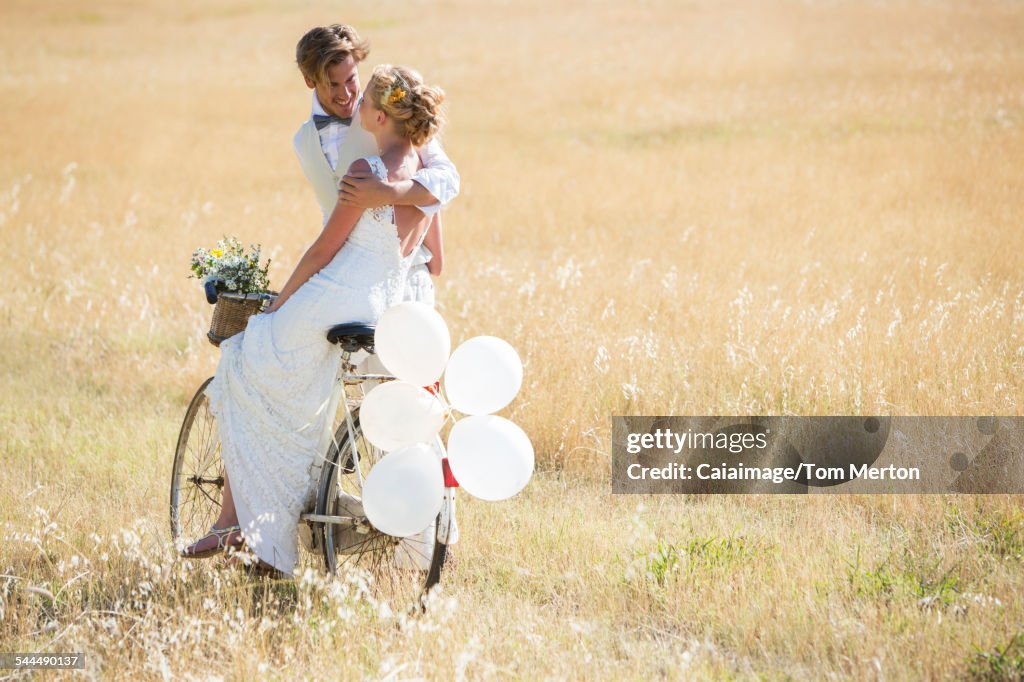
<box><xmin>345</xmin><ymin>158</ymin><xmax>373</xmax><ymax>175</ymax></box>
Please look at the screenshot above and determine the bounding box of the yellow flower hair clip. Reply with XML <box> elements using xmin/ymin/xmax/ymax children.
<box><xmin>387</xmin><ymin>86</ymin><xmax>406</xmax><ymax>105</ymax></box>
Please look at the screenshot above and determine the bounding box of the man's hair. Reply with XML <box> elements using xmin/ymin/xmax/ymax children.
<box><xmin>295</xmin><ymin>24</ymin><xmax>370</xmax><ymax>85</ymax></box>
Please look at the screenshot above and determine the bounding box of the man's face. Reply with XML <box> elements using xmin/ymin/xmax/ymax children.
<box><xmin>307</xmin><ymin>56</ymin><xmax>360</xmax><ymax>119</ymax></box>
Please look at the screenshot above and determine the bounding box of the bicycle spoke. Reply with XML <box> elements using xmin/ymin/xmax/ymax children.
<box><xmin>334</xmin><ymin>531</ymin><xmax>383</xmax><ymax>555</ymax></box>
<box><xmin>195</xmin><ymin>481</ymin><xmax>222</xmax><ymax>508</ymax></box>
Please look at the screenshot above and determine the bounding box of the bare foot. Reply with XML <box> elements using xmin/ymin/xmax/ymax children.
<box><xmin>180</xmin><ymin>526</ymin><xmax>244</xmax><ymax>559</ymax></box>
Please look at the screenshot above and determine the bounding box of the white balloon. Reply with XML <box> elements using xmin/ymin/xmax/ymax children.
<box><xmin>375</xmin><ymin>302</ymin><xmax>451</xmax><ymax>386</ymax></box>
<box><xmin>362</xmin><ymin>443</ymin><xmax>444</xmax><ymax>537</ymax></box>
<box><xmin>444</xmin><ymin>336</ymin><xmax>523</xmax><ymax>415</ymax></box>
<box><xmin>447</xmin><ymin>415</ymin><xmax>534</xmax><ymax>501</ymax></box>
<box><xmin>360</xmin><ymin>381</ymin><xmax>446</xmax><ymax>452</ymax></box>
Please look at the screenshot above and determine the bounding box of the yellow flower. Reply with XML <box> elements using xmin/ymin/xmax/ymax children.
<box><xmin>388</xmin><ymin>87</ymin><xmax>405</xmax><ymax>104</ymax></box>
<box><xmin>211</xmin><ymin>249</ymin><xmax>224</xmax><ymax>258</ymax></box>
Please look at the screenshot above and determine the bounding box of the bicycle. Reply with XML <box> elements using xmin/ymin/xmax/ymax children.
<box><xmin>170</xmin><ymin>288</ymin><xmax>458</xmax><ymax>610</ymax></box>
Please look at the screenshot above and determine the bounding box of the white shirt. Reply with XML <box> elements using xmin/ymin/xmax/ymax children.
<box><xmin>311</xmin><ymin>90</ymin><xmax>347</xmax><ymax>173</ymax></box>
<box><xmin>309</xmin><ymin>91</ymin><xmax>459</xmax><ymax>217</ymax></box>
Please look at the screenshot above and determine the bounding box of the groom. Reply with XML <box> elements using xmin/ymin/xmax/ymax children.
<box><xmin>292</xmin><ymin>23</ymin><xmax>459</xmax><ymax>306</ymax></box>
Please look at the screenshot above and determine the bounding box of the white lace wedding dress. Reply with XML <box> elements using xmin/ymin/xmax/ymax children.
<box><xmin>206</xmin><ymin>156</ymin><xmax>426</xmax><ymax>576</ymax></box>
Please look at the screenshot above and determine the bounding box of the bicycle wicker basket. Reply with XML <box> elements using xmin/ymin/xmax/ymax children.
<box><xmin>207</xmin><ymin>291</ymin><xmax>277</xmax><ymax>347</ymax></box>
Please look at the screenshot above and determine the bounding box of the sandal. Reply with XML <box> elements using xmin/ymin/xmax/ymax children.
<box><xmin>180</xmin><ymin>525</ymin><xmax>244</xmax><ymax>559</ymax></box>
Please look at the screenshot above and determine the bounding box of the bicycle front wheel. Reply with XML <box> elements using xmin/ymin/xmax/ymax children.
<box><xmin>170</xmin><ymin>377</ymin><xmax>225</xmax><ymax>546</ymax></box>
<box><xmin>314</xmin><ymin>408</ymin><xmax>447</xmax><ymax>611</ymax></box>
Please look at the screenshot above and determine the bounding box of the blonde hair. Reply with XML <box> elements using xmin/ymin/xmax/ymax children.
<box><xmin>364</xmin><ymin>64</ymin><xmax>446</xmax><ymax>147</ymax></box>
<box><xmin>295</xmin><ymin>24</ymin><xmax>370</xmax><ymax>85</ymax></box>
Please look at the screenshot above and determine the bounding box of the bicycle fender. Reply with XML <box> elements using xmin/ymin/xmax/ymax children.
<box><xmin>437</xmin><ymin>486</ymin><xmax>458</xmax><ymax>545</ymax></box>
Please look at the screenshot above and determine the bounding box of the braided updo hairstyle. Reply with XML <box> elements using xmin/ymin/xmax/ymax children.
<box><xmin>365</xmin><ymin>64</ymin><xmax>446</xmax><ymax>147</ymax></box>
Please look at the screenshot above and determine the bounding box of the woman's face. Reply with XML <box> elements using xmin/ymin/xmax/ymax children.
<box><xmin>358</xmin><ymin>89</ymin><xmax>381</xmax><ymax>133</ymax></box>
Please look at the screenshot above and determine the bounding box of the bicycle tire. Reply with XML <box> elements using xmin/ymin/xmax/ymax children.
<box><xmin>170</xmin><ymin>377</ymin><xmax>225</xmax><ymax>544</ymax></box>
<box><xmin>314</xmin><ymin>408</ymin><xmax>448</xmax><ymax>610</ymax></box>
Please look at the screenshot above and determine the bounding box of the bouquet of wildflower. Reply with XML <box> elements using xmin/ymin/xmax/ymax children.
<box><xmin>190</xmin><ymin>236</ymin><xmax>271</xmax><ymax>294</ymax></box>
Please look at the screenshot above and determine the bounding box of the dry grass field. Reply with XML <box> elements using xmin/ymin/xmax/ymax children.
<box><xmin>2</xmin><ymin>0</ymin><xmax>1024</xmax><ymax>679</ymax></box>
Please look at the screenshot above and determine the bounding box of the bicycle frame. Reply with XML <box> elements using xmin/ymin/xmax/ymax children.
<box><xmin>300</xmin><ymin>348</ymin><xmax>457</xmax><ymax>546</ymax></box>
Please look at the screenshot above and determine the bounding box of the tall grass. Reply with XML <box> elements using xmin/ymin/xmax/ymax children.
<box><xmin>1</xmin><ymin>0</ymin><xmax>1022</xmax><ymax>678</ymax></box>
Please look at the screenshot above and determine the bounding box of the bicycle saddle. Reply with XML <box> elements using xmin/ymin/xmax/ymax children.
<box><xmin>327</xmin><ymin>323</ymin><xmax>376</xmax><ymax>354</ymax></box>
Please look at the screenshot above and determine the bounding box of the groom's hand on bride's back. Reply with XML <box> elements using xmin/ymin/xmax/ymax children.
<box><xmin>338</xmin><ymin>169</ymin><xmax>392</xmax><ymax>209</ymax></box>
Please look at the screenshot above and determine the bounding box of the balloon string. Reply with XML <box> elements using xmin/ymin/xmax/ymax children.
<box><xmin>432</xmin><ymin>383</ymin><xmax>461</xmax><ymax>425</ymax></box>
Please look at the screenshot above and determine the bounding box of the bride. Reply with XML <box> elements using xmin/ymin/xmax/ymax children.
<box><xmin>181</xmin><ymin>64</ymin><xmax>447</xmax><ymax>576</ymax></box>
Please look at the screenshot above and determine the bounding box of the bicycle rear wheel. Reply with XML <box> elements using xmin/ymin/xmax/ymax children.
<box><xmin>314</xmin><ymin>407</ymin><xmax>447</xmax><ymax>611</ymax></box>
<box><xmin>170</xmin><ymin>377</ymin><xmax>224</xmax><ymax>545</ymax></box>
